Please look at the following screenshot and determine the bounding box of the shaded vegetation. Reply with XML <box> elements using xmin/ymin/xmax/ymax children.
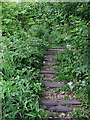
<box><xmin>1</xmin><ymin>2</ymin><xmax>89</xmax><ymax>119</ymax></box>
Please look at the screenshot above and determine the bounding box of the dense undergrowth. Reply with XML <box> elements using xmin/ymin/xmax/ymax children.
<box><xmin>55</xmin><ymin>19</ymin><xmax>89</xmax><ymax>118</ymax></box>
<box><xmin>1</xmin><ymin>2</ymin><xmax>89</xmax><ymax>119</ymax></box>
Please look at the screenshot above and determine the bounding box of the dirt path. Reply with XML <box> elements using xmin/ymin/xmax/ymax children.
<box><xmin>40</xmin><ymin>47</ymin><xmax>81</xmax><ymax>119</ymax></box>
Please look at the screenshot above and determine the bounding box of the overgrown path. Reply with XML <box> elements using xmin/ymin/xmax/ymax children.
<box><xmin>39</xmin><ymin>47</ymin><xmax>81</xmax><ymax>119</ymax></box>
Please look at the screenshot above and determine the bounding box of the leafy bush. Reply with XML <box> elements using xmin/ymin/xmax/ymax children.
<box><xmin>56</xmin><ymin>12</ymin><xmax>89</xmax><ymax>118</ymax></box>
<box><xmin>2</xmin><ymin>2</ymin><xmax>50</xmax><ymax>119</ymax></box>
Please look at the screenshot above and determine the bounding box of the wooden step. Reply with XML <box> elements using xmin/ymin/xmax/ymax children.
<box><xmin>41</xmin><ymin>81</ymin><xmax>64</xmax><ymax>88</ymax></box>
<box><xmin>44</xmin><ymin>61</ymin><xmax>56</xmax><ymax>65</ymax></box>
<box><xmin>40</xmin><ymin>99</ymin><xmax>81</xmax><ymax>112</ymax></box>
<box><xmin>44</xmin><ymin>56</ymin><xmax>56</xmax><ymax>59</ymax></box>
<box><xmin>44</xmin><ymin>51</ymin><xmax>58</xmax><ymax>55</ymax></box>
<box><xmin>49</xmin><ymin>49</ymin><xmax>65</xmax><ymax>51</ymax></box>
<box><xmin>45</xmin><ymin>61</ymin><xmax>56</xmax><ymax>65</ymax></box>
<box><xmin>41</xmin><ymin>70</ymin><xmax>58</xmax><ymax>74</ymax></box>
<box><xmin>40</xmin><ymin>100</ymin><xmax>81</xmax><ymax>106</ymax></box>
<box><xmin>48</xmin><ymin>106</ymin><xmax>73</xmax><ymax>112</ymax></box>
<box><xmin>52</xmin><ymin>47</ymin><xmax>66</xmax><ymax>49</ymax></box>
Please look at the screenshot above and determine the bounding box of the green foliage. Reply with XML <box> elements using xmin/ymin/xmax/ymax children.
<box><xmin>55</xmin><ymin>7</ymin><xmax>88</xmax><ymax>118</ymax></box>
<box><xmin>69</xmin><ymin>107</ymin><xmax>89</xmax><ymax>119</ymax></box>
<box><xmin>1</xmin><ymin>2</ymin><xmax>89</xmax><ymax>119</ymax></box>
<box><xmin>2</xmin><ymin>2</ymin><xmax>50</xmax><ymax>119</ymax></box>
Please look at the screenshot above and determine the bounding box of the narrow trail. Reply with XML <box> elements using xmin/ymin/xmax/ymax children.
<box><xmin>40</xmin><ymin>47</ymin><xmax>81</xmax><ymax>119</ymax></box>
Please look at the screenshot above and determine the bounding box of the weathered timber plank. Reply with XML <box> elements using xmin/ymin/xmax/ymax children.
<box><xmin>44</xmin><ymin>56</ymin><xmax>56</xmax><ymax>59</ymax></box>
<box><xmin>49</xmin><ymin>49</ymin><xmax>65</xmax><ymax>51</ymax></box>
<box><xmin>44</xmin><ymin>51</ymin><xmax>58</xmax><ymax>55</ymax></box>
<box><xmin>44</xmin><ymin>62</ymin><xmax>56</xmax><ymax>65</ymax></box>
<box><xmin>40</xmin><ymin>100</ymin><xmax>81</xmax><ymax>106</ymax></box>
<box><xmin>52</xmin><ymin>47</ymin><xmax>66</xmax><ymax>49</ymax></box>
<box><xmin>41</xmin><ymin>70</ymin><xmax>58</xmax><ymax>74</ymax></box>
<box><xmin>48</xmin><ymin>106</ymin><xmax>73</xmax><ymax>112</ymax></box>
<box><xmin>41</xmin><ymin>81</ymin><xmax>64</xmax><ymax>88</ymax></box>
